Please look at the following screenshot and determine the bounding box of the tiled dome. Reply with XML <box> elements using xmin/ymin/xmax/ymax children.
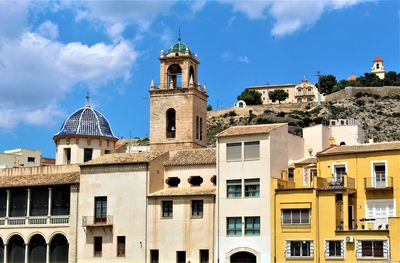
<box><xmin>167</xmin><ymin>42</ymin><xmax>190</xmax><ymax>54</ymax></box>
<box><xmin>55</xmin><ymin>105</ymin><xmax>117</xmax><ymax>139</ymax></box>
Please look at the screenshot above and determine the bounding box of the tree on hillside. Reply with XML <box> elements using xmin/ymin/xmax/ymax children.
<box><xmin>268</xmin><ymin>90</ymin><xmax>289</xmax><ymax>103</ymax></box>
<box><xmin>384</xmin><ymin>71</ymin><xmax>400</xmax><ymax>86</ymax></box>
<box><xmin>316</xmin><ymin>75</ymin><xmax>337</xmax><ymax>95</ymax></box>
<box><xmin>356</xmin><ymin>73</ymin><xmax>383</xmax><ymax>87</ymax></box>
<box><xmin>207</xmin><ymin>104</ymin><xmax>213</xmax><ymax>111</ymax></box>
<box><xmin>237</xmin><ymin>89</ymin><xmax>262</xmax><ymax>105</ymax></box>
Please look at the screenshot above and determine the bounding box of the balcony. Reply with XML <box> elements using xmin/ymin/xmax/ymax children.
<box><xmin>317</xmin><ymin>176</ymin><xmax>355</xmax><ymax>190</ymax></box>
<box><xmin>364</xmin><ymin>177</ymin><xmax>393</xmax><ymax>191</ymax></box>
<box><xmin>82</xmin><ymin>216</ymin><xmax>113</xmax><ymax>227</ymax></box>
<box><xmin>0</xmin><ymin>216</ymin><xmax>69</xmax><ymax>227</ymax></box>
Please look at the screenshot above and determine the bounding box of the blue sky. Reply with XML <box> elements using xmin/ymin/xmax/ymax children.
<box><xmin>0</xmin><ymin>0</ymin><xmax>399</xmax><ymax>158</ymax></box>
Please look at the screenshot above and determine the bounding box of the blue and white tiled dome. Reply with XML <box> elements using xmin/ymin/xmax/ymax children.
<box><xmin>55</xmin><ymin>105</ymin><xmax>117</xmax><ymax>139</ymax></box>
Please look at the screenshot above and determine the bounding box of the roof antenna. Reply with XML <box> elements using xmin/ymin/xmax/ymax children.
<box><xmin>85</xmin><ymin>91</ymin><xmax>90</xmax><ymax>107</ymax></box>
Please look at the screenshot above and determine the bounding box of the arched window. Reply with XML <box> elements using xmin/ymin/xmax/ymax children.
<box><xmin>166</xmin><ymin>108</ymin><xmax>176</xmax><ymax>138</ymax></box>
<box><xmin>8</xmin><ymin>235</ymin><xmax>25</xmax><ymax>263</ymax></box>
<box><xmin>29</xmin><ymin>234</ymin><xmax>46</xmax><ymax>263</ymax></box>
<box><xmin>376</xmin><ymin>63</ymin><xmax>380</xmax><ymax>69</ymax></box>
<box><xmin>189</xmin><ymin>66</ymin><xmax>195</xmax><ymax>85</ymax></box>
<box><xmin>167</xmin><ymin>64</ymin><xmax>182</xmax><ymax>89</ymax></box>
<box><xmin>50</xmin><ymin>234</ymin><xmax>68</xmax><ymax>263</ymax></box>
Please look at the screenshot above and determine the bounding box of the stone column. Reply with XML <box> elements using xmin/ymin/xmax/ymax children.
<box><xmin>26</xmin><ymin>189</ymin><xmax>31</xmax><ymax>224</ymax></box>
<box><xmin>24</xmin><ymin>243</ymin><xmax>28</xmax><ymax>263</ymax></box>
<box><xmin>46</xmin><ymin>243</ymin><xmax>50</xmax><ymax>263</ymax></box>
<box><xmin>5</xmin><ymin>190</ymin><xmax>10</xmax><ymax>225</ymax></box>
<box><xmin>3</xmin><ymin>243</ymin><xmax>7</xmax><ymax>263</ymax></box>
<box><xmin>47</xmin><ymin>188</ymin><xmax>52</xmax><ymax>224</ymax></box>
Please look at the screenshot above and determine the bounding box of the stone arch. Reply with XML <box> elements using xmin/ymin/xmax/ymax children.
<box><xmin>7</xmin><ymin>234</ymin><xmax>25</xmax><ymax>263</ymax></box>
<box><xmin>48</xmin><ymin>231</ymin><xmax>69</xmax><ymax>245</ymax></box>
<box><xmin>167</xmin><ymin>64</ymin><xmax>182</xmax><ymax>89</ymax></box>
<box><xmin>29</xmin><ymin>234</ymin><xmax>46</xmax><ymax>263</ymax></box>
<box><xmin>27</xmin><ymin>231</ymin><xmax>47</xmax><ymax>244</ymax></box>
<box><xmin>49</xmin><ymin>233</ymin><xmax>69</xmax><ymax>263</ymax></box>
<box><xmin>5</xmin><ymin>232</ymin><xmax>26</xmax><ymax>245</ymax></box>
<box><xmin>166</xmin><ymin>108</ymin><xmax>176</xmax><ymax>138</ymax></box>
<box><xmin>225</xmin><ymin>247</ymin><xmax>260</xmax><ymax>263</ymax></box>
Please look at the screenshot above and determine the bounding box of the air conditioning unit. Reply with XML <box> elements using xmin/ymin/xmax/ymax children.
<box><xmin>346</xmin><ymin>236</ymin><xmax>354</xmax><ymax>243</ymax></box>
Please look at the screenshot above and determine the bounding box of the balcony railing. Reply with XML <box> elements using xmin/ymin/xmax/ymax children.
<box><xmin>364</xmin><ymin>176</ymin><xmax>393</xmax><ymax>190</ymax></box>
<box><xmin>0</xmin><ymin>216</ymin><xmax>69</xmax><ymax>227</ymax></box>
<box><xmin>82</xmin><ymin>216</ymin><xmax>113</xmax><ymax>227</ymax></box>
<box><xmin>317</xmin><ymin>176</ymin><xmax>355</xmax><ymax>190</ymax></box>
<box><xmin>276</xmin><ymin>179</ymin><xmax>296</xmax><ymax>189</ymax></box>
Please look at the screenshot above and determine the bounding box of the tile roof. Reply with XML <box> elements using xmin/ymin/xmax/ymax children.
<box><xmin>317</xmin><ymin>142</ymin><xmax>400</xmax><ymax>156</ymax></box>
<box><xmin>164</xmin><ymin>148</ymin><xmax>216</xmax><ymax>166</ymax></box>
<box><xmin>293</xmin><ymin>157</ymin><xmax>317</xmax><ymax>165</ymax></box>
<box><xmin>148</xmin><ymin>187</ymin><xmax>215</xmax><ymax>197</ymax></box>
<box><xmin>0</xmin><ymin>172</ymin><xmax>79</xmax><ymax>188</ymax></box>
<box><xmin>81</xmin><ymin>151</ymin><xmax>166</xmax><ymax>166</ymax></box>
<box><xmin>216</xmin><ymin>123</ymin><xmax>286</xmax><ymax>138</ymax></box>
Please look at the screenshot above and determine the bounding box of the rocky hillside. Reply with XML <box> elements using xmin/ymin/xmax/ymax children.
<box><xmin>207</xmin><ymin>93</ymin><xmax>400</xmax><ymax>146</ymax></box>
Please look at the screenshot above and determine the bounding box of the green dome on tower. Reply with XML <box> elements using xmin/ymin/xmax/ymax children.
<box><xmin>167</xmin><ymin>42</ymin><xmax>189</xmax><ymax>54</ymax></box>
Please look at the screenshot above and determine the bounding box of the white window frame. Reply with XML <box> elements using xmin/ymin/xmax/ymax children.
<box><xmin>365</xmin><ymin>199</ymin><xmax>395</xmax><ymax>230</ymax></box>
<box><xmin>285</xmin><ymin>240</ymin><xmax>314</xmax><ymax>259</ymax></box>
<box><xmin>324</xmin><ymin>239</ymin><xmax>345</xmax><ymax>259</ymax></box>
<box><xmin>356</xmin><ymin>239</ymin><xmax>389</xmax><ymax>259</ymax></box>
<box><xmin>370</xmin><ymin>160</ymin><xmax>388</xmax><ymax>188</ymax></box>
<box><xmin>281</xmin><ymin>209</ymin><xmax>310</xmax><ymax>225</ymax></box>
<box><xmin>331</xmin><ymin>162</ymin><xmax>347</xmax><ymax>182</ymax></box>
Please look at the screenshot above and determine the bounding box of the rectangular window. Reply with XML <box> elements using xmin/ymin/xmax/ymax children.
<box><xmin>84</xmin><ymin>148</ymin><xmax>93</xmax><ymax>162</ymax></box>
<box><xmin>162</xmin><ymin>200</ymin><xmax>173</xmax><ymax>218</ymax></box>
<box><xmin>227</xmin><ymin>180</ymin><xmax>241</xmax><ymax>198</ymax></box>
<box><xmin>94</xmin><ymin>236</ymin><xmax>102</xmax><ymax>257</ymax></box>
<box><xmin>94</xmin><ymin>196</ymin><xmax>107</xmax><ymax>223</ymax></box>
<box><xmin>226</xmin><ymin>142</ymin><xmax>242</xmax><ymax>162</ymax></box>
<box><xmin>325</xmin><ymin>240</ymin><xmax>344</xmax><ymax>258</ymax></box>
<box><xmin>373</xmin><ymin>162</ymin><xmax>387</xmax><ymax>188</ymax></box>
<box><xmin>200</xmin><ymin>117</ymin><xmax>203</xmax><ymax>140</ymax></box>
<box><xmin>191</xmin><ymin>200</ymin><xmax>204</xmax><ymax>218</ymax></box>
<box><xmin>286</xmin><ymin>240</ymin><xmax>313</xmax><ymax>258</ymax></box>
<box><xmin>244</xmin><ymin>179</ymin><xmax>260</xmax><ymax>197</ymax></box>
<box><xmin>200</xmin><ymin>249</ymin><xmax>209</xmax><ymax>263</ymax></box>
<box><xmin>104</xmin><ymin>150</ymin><xmax>111</xmax><ymax>154</ymax></box>
<box><xmin>0</xmin><ymin>191</ymin><xmax>6</xmax><ymax>217</ymax></box>
<box><xmin>30</xmin><ymin>188</ymin><xmax>49</xmax><ymax>216</ymax></box>
<box><xmin>244</xmin><ymin>141</ymin><xmax>260</xmax><ymax>160</ymax></box>
<box><xmin>27</xmin><ymin>157</ymin><xmax>35</xmax><ymax>163</ymax></box>
<box><xmin>9</xmin><ymin>189</ymin><xmax>27</xmax><ymax>217</ymax></box>
<box><xmin>64</xmin><ymin>148</ymin><xmax>71</xmax><ymax>164</ymax></box>
<box><xmin>117</xmin><ymin>236</ymin><xmax>126</xmax><ymax>257</ymax></box>
<box><xmin>288</xmin><ymin>168</ymin><xmax>294</xmax><ymax>182</ymax></box>
<box><xmin>359</xmin><ymin>240</ymin><xmax>386</xmax><ymax>258</ymax></box>
<box><xmin>150</xmin><ymin>250</ymin><xmax>159</xmax><ymax>263</ymax></box>
<box><xmin>227</xmin><ymin>217</ymin><xmax>242</xmax><ymax>236</ymax></box>
<box><xmin>177</xmin><ymin>251</ymin><xmax>186</xmax><ymax>263</ymax></box>
<box><xmin>196</xmin><ymin>116</ymin><xmax>199</xmax><ymax>140</ymax></box>
<box><xmin>51</xmin><ymin>186</ymin><xmax>70</xmax><ymax>216</ymax></box>
<box><xmin>282</xmin><ymin>209</ymin><xmax>310</xmax><ymax>225</ymax></box>
<box><xmin>245</xmin><ymin>217</ymin><xmax>260</xmax><ymax>236</ymax></box>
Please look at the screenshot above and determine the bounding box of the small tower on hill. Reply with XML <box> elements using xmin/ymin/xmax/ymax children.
<box><xmin>149</xmin><ymin>38</ymin><xmax>208</xmax><ymax>152</ymax></box>
<box><xmin>371</xmin><ymin>56</ymin><xmax>386</xmax><ymax>79</ymax></box>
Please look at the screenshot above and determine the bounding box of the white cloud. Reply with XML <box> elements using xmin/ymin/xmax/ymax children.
<box><xmin>0</xmin><ymin>32</ymin><xmax>137</xmax><ymax>129</ymax></box>
<box><xmin>238</xmin><ymin>55</ymin><xmax>250</xmax><ymax>64</ymax></box>
<box><xmin>0</xmin><ymin>1</ymin><xmax>30</xmax><ymax>39</ymax></box>
<box><xmin>222</xmin><ymin>0</ymin><xmax>365</xmax><ymax>37</ymax></box>
<box><xmin>36</xmin><ymin>21</ymin><xmax>59</xmax><ymax>40</ymax></box>
<box><xmin>221</xmin><ymin>50</ymin><xmax>234</xmax><ymax>61</ymax></box>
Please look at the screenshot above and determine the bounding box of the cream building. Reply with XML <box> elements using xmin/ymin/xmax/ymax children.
<box><xmin>0</xmin><ymin>149</ymin><xmax>42</xmax><ymax>169</ymax></box>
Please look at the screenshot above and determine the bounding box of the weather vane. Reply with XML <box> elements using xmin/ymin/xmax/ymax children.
<box><xmin>85</xmin><ymin>91</ymin><xmax>90</xmax><ymax>106</ymax></box>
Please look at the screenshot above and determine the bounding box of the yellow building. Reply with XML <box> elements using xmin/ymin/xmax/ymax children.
<box><xmin>272</xmin><ymin>142</ymin><xmax>400</xmax><ymax>262</ymax></box>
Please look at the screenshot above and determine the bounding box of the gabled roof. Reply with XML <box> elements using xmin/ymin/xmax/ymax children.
<box><xmin>216</xmin><ymin>123</ymin><xmax>286</xmax><ymax>138</ymax></box>
<box><xmin>164</xmin><ymin>148</ymin><xmax>216</xmax><ymax>166</ymax></box>
<box><xmin>317</xmin><ymin>142</ymin><xmax>400</xmax><ymax>156</ymax></box>
<box><xmin>148</xmin><ymin>187</ymin><xmax>215</xmax><ymax>197</ymax></box>
<box><xmin>81</xmin><ymin>152</ymin><xmax>166</xmax><ymax>166</ymax></box>
<box><xmin>0</xmin><ymin>172</ymin><xmax>79</xmax><ymax>188</ymax></box>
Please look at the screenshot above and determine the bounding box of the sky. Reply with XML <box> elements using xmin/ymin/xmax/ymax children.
<box><xmin>0</xmin><ymin>0</ymin><xmax>399</xmax><ymax>158</ymax></box>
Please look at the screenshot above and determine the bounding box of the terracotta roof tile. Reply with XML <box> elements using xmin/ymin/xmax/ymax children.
<box><xmin>0</xmin><ymin>172</ymin><xmax>79</xmax><ymax>188</ymax></box>
<box><xmin>317</xmin><ymin>142</ymin><xmax>400</xmax><ymax>156</ymax></box>
<box><xmin>293</xmin><ymin>157</ymin><xmax>317</xmax><ymax>165</ymax></box>
<box><xmin>373</xmin><ymin>56</ymin><xmax>383</xmax><ymax>62</ymax></box>
<box><xmin>216</xmin><ymin>123</ymin><xmax>286</xmax><ymax>138</ymax></box>
<box><xmin>149</xmin><ymin>187</ymin><xmax>215</xmax><ymax>197</ymax></box>
<box><xmin>164</xmin><ymin>148</ymin><xmax>216</xmax><ymax>166</ymax></box>
<box><xmin>81</xmin><ymin>151</ymin><xmax>166</xmax><ymax>166</ymax></box>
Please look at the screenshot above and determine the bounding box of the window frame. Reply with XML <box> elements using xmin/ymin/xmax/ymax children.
<box><xmin>191</xmin><ymin>200</ymin><xmax>204</xmax><ymax>218</ymax></box>
<box><xmin>244</xmin><ymin>179</ymin><xmax>260</xmax><ymax>198</ymax></box>
<box><xmin>226</xmin><ymin>142</ymin><xmax>242</xmax><ymax>162</ymax></box>
<box><xmin>226</xmin><ymin>180</ymin><xmax>242</xmax><ymax>198</ymax></box>
<box><xmin>285</xmin><ymin>240</ymin><xmax>314</xmax><ymax>259</ymax></box>
<box><xmin>244</xmin><ymin>141</ymin><xmax>260</xmax><ymax>161</ymax></box>
<box><xmin>282</xmin><ymin>209</ymin><xmax>310</xmax><ymax>225</ymax></box>
<box><xmin>162</xmin><ymin>200</ymin><xmax>173</xmax><ymax>218</ymax></box>
<box><xmin>94</xmin><ymin>196</ymin><xmax>107</xmax><ymax>223</ymax></box>
<box><xmin>244</xmin><ymin>216</ymin><xmax>260</xmax><ymax>236</ymax></box>
<box><xmin>94</xmin><ymin>236</ymin><xmax>102</xmax><ymax>257</ymax></box>
<box><xmin>226</xmin><ymin>217</ymin><xmax>242</xmax><ymax>236</ymax></box>
<box><xmin>324</xmin><ymin>239</ymin><xmax>344</xmax><ymax>259</ymax></box>
<box><xmin>117</xmin><ymin>236</ymin><xmax>126</xmax><ymax>257</ymax></box>
<box><xmin>150</xmin><ymin>249</ymin><xmax>159</xmax><ymax>263</ymax></box>
<box><xmin>357</xmin><ymin>239</ymin><xmax>388</xmax><ymax>259</ymax></box>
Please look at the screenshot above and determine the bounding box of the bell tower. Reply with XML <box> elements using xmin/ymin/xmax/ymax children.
<box><xmin>149</xmin><ymin>39</ymin><xmax>208</xmax><ymax>152</ymax></box>
<box><xmin>371</xmin><ymin>56</ymin><xmax>386</xmax><ymax>79</ymax></box>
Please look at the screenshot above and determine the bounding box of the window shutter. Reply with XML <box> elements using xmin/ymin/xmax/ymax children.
<box><xmin>356</xmin><ymin>240</ymin><xmax>362</xmax><ymax>258</ymax></box>
<box><xmin>324</xmin><ymin>241</ymin><xmax>329</xmax><ymax>258</ymax></box>
<box><xmin>340</xmin><ymin>240</ymin><xmax>345</xmax><ymax>257</ymax></box>
<box><xmin>285</xmin><ymin>241</ymin><xmax>291</xmax><ymax>258</ymax></box>
<box><xmin>227</xmin><ymin>143</ymin><xmax>242</xmax><ymax>161</ymax></box>
<box><xmin>383</xmin><ymin>240</ymin><xmax>389</xmax><ymax>258</ymax></box>
<box><xmin>310</xmin><ymin>241</ymin><xmax>314</xmax><ymax>257</ymax></box>
<box><xmin>244</xmin><ymin>141</ymin><xmax>260</xmax><ymax>160</ymax></box>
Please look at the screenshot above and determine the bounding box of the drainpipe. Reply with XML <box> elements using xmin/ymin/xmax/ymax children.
<box><xmin>316</xmin><ymin>189</ymin><xmax>320</xmax><ymax>263</ymax></box>
<box><xmin>145</xmin><ymin>163</ymin><xmax>149</xmax><ymax>263</ymax></box>
<box><xmin>273</xmin><ymin>191</ymin><xmax>277</xmax><ymax>263</ymax></box>
<box><xmin>216</xmin><ymin>139</ymin><xmax>220</xmax><ymax>263</ymax></box>
<box><xmin>74</xmin><ymin>183</ymin><xmax>79</xmax><ymax>263</ymax></box>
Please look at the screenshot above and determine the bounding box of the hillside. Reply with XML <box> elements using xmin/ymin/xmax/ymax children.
<box><xmin>207</xmin><ymin>93</ymin><xmax>400</xmax><ymax>146</ymax></box>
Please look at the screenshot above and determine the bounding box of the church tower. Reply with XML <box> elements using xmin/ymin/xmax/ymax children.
<box><xmin>149</xmin><ymin>39</ymin><xmax>208</xmax><ymax>152</ymax></box>
<box><xmin>371</xmin><ymin>56</ymin><xmax>386</xmax><ymax>79</ymax></box>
